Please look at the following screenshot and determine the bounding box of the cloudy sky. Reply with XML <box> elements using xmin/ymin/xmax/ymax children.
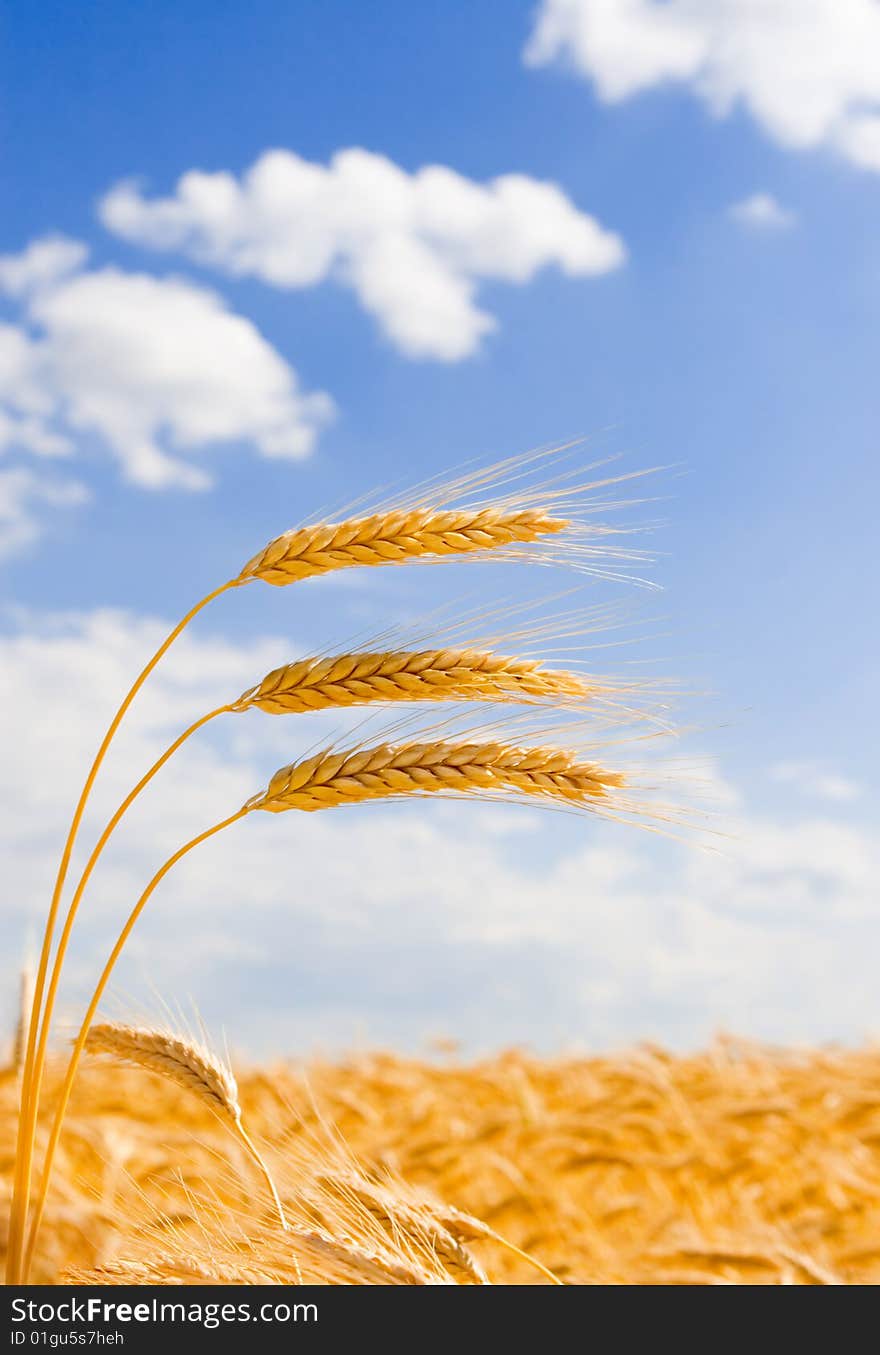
<box><xmin>1</xmin><ymin>0</ymin><xmax>878</xmax><ymax>1058</ymax></box>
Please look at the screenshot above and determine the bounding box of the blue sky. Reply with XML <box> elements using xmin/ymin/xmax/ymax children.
<box><xmin>1</xmin><ymin>1</ymin><xmax>879</xmax><ymax>1056</ymax></box>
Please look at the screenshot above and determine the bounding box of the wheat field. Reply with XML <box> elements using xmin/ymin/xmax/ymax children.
<box><xmin>3</xmin><ymin>1037</ymin><xmax>879</xmax><ymax>1285</ymax></box>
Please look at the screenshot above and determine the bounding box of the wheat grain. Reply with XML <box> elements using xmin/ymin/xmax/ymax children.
<box><xmin>250</xmin><ymin>739</ymin><xmax>625</xmax><ymax>814</ymax></box>
<box><xmin>234</xmin><ymin>647</ymin><xmax>597</xmax><ymax>715</ymax></box>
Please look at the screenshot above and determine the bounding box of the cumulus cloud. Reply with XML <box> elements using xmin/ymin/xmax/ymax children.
<box><xmin>99</xmin><ymin>147</ymin><xmax>627</xmax><ymax>361</ymax></box>
<box><xmin>525</xmin><ymin>0</ymin><xmax>880</xmax><ymax>172</ymax></box>
<box><xmin>0</xmin><ymin>237</ymin><xmax>334</xmax><ymax>492</ymax></box>
<box><xmin>729</xmin><ymin>192</ymin><xmax>796</xmax><ymax>230</ymax></box>
<box><xmin>770</xmin><ymin>760</ymin><xmax>861</xmax><ymax>803</ymax></box>
<box><xmin>0</xmin><ymin>468</ymin><xmax>89</xmax><ymax>557</ymax></box>
<box><xmin>1</xmin><ymin>607</ymin><xmax>877</xmax><ymax>1055</ymax></box>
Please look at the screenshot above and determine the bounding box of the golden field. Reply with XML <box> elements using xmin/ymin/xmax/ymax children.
<box><xmin>3</xmin><ymin>1038</ymin><xmax>880</xmax><ymax>1285</ymax></box>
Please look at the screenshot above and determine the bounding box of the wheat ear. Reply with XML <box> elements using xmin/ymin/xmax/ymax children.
<box><xmin>83</xmin><ymin>1022</ymin><xmax>287</xmax><ymax>1232</ymax></box>
<box><xmin>70</xmin><ymin>1231</ymin><xmax>447</xmax><ymax>1286</ymax></box>
<box><xmin>315</xmin><ymin>1168</ymin><xmax>560</xmax><ymax>1284</ymax></box>
<box><xmin>238</xmin><ymin>507</ymin><xmax>568</xmax><ymax>586</ymax></box>
<box><xmin>235</xmin><ymin>648</ymin><xmax>597</xmax><ymax>714</ymax></box>
<box><xmin>433</xmin><ymin>1200</ymin><xmax>563</xmax><ymax>1285</ymax></box>
<box><xmin>251</xmin><ymin>739</ymin><xmax>625</xmax><ymax>814</ymax></box>
<box><xmin>314</xmin><ymin>1171</ymin><xmax>488</xmax><ymax>1284</ymax></box>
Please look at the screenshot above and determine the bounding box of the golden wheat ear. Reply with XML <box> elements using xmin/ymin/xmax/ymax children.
<box><xmin>83</xmin><ymin>1023</ymin><xmax>287</xmax><ymax>1232</ymax></box>
<box><xmin>236</xmin><ymin>452</ymin><xmax>658</xmax><ymax>587</ymax></box>
<box><xmin>249</xmin><ymin>738</ymin><xmax>626</xmax><ymax>815</ymax></box>
<box><xmin>313</xmin><ymin>1170</ymin><xmax>489</xmax><ymax>1284</ymax></box>
<box><xmin>66</xmin><ymin>1229</ymin><xmax>452</xmax><ymax>1286</ymax></box>
<box><xmin>233</xmin><ymin>648</ymin><xmax>604</xmax><ymax>715</ymax></box>
<box><xmin>238</xmin><ymin>506</ymin><xmax>567</xmax><ymax>584</ymax></box>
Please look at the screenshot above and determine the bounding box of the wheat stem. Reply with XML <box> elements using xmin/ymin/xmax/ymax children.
<box><xmin>11</xmin><ymin>967</ymin><xmax>34</xmax><ymax>1076</ymax></box>
<box><xmin>22</xmin><ymin>809</ymin><xmax>248</xmax><ymax>1280</ymax></box>
<box><xmin>23</xmin><ymin>703</ymin><xmax>232</xmax><ymax>1218</ymax></box>
<box><xmin>232</xmin><ymin>1119</ymin><xmax>289</xmax><ymax>1235</ymax></box>
<box><xmin>7</xmin><ymin>578</ymin><xmax>238</xmax><ymax>1285</ymax></box>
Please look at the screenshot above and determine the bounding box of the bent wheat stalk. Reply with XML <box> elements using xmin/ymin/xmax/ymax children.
<box><xmin>20</xmin><ymin>705</ymin><xmax>233</xmax><ymax>1244</ymax></box>
<box><xmin>7</xmin><ymin>580</ymin><xmax>237</xmax><ymax>1284</ymax></box>
<box><xmin>83</xmin><ymin>1023</ymin><xmax>287</xmax><ymax>1233</ymax></box>
<box><xmin>22</xmin><ymin>808</ymin><xmax>249</xmax><ymax>1279</ymax></box>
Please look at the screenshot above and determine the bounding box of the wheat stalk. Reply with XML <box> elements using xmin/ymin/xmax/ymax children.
<box><xmin>234</xmin><ymin>648</ymin><xmax>598</xmax><ymax>715</ymax></box>
<box><xmin>11</xmin><ymin>967</ymin><xmax>33</xmax><ymax>1075</ymax></box>
<box><xmin>238</xmin><ymin>507</ymin><xmax>568</xmax><ymax>586</ymax></box>
<box><xmin>250</xmin><ymin>739</ymin><xmax>626</xmax><ymax>815</ymax></box>
<box><xmin>83</xmin><ymin>1023</ymin><xmax>287</xmax><ymax>1234</ymax></box>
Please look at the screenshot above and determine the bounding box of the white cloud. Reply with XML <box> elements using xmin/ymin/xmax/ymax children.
<box><xmin>0</xmin><ymin>235</ymin><xmax>89</xmax><ymax>298</ymax></box>
<box><xmin>99</xmin><ymin>148</ymin><xmax>627</xmax><ymax>361</ymax></box>
<box><xmin>0</xmin><ymin>237</ymin><xmax>335</xmax><ymax>492</ymax></box>
<box><xmin>1</xmin><ymin>606</ymin><xmax>878</xmax><ymax>1055</ymax></box>
<box><xmin>770</xmin><ymin>759</ymin><xmax>861</xmax><ymax>803</ymax></box>
<box><xmin>0</xmin><ymin>468</ymin><xmax>89</xmax><ymax>558</ymax></box>
<box><xmin>729</xmin><ymin>191</ymin><xmax>796</xmax><ymax>229</ymax></box>
<box><xmin>525</xmin><ymin>0</ymin><xmax>880</xmax><ymax>172</ymax></box>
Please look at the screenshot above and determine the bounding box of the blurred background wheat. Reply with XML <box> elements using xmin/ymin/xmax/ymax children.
<box><xmin>3</xmin><ymin>1031</ymin><xmax>879</xmax><ymax>1285</ymax></box>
